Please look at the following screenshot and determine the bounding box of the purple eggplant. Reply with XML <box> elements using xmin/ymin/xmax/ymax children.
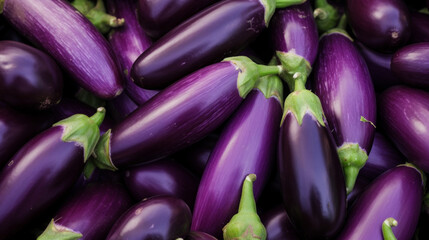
<box><xmin>313</xmin><ymin>31</ymin><xmax>376</xmax><ymax>193</ymax></box>
<box><xmin>0</xmin><ymin>40</ymin><xmax>63</xmax><ymax>110</ymax></box>
<box><xmin>37</xmin><ymin>181</ymin><xmax>133</xmax><ymax>240</ymax></box>
<box><xmin>131</xmin><ymin>0</ymin><xmax>305</xmax><ymax>89</ymax></box>
<box><xmin>346</xmin><ymin>0</ymin><xmax>410</xmax><ymax>52</ymax></box>
<box><xmin>337</xmin><ymin>164</ymin><xmax>424</xmax><ymax>239</ymax></box>
<box><xmin>0</xmin><ymin>108</ymin><xmax>105</xmax><ymax>238</ymax></box>
<box><xmin>1</xmin><ymin>0</ymin><xmax>123</xmax><ymax>99</ymax></box>
<box><xmin>186</xmin><ymin>231</ymin><xmax>218</xmax><ymax>240</ymax></box>
<box><xmin>260</xmin><ymin>205</ymin><xmax>300</xmax><ymax>240</ymax></box>
<box><xmin>106</xmin><ymin>195</ymin><xmax>192</xmax><ymax>240</ymax></box>
<box><xmin>391</xmin><ymin>42</ymin><xmax>429</xmax><ymax>89</ymax></box>
<box><xmin>410</xmin><ymin>11</ymin><xmax>429</xmax><ymax>43</ymax></box>
<box><xmin>137</xmin><ymin>0</ymin><xmax>218</xmax><ymax>39</ymax></box>
<box><xmin>93</xmin><ymin>56</ymin><xmax>283</xmax><ymax>169</ymax></box>
<box><xmin>106</xmin><ymin>92</ymin><xmax>138</xmax><ymax>123</ymax></box>
<box><xmin>105</xmin><ymin>0</ymin><xmax>158</xmax><ymax>105</ymax></box>
<box><xmin>123</xmin><ymin>158</ymin><xmax>198</xmax><ymax>209</ymax></box>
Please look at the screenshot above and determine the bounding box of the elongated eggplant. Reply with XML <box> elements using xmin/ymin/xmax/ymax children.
<box><xmin>410</xmin><ymin>11</ymin><xmax>429</xmax><ymax>43</ymax></box>
<box><xmin>391</xmin><ymin>42</ymin><xmax>429</xmax><ymax>88</ymax></box>
<box><xmin>0</xmin><ymin>0</ymin><xmax>123</xmax><ymax>99</ymax></box>
<box><xmin>260</xmin><ymin>205</ymin><xmax>300</xmax><ymax>240</ymax></box>
<box><xmin>186</xmin><ymin>231</ymin><xmax>217</xmax><ymax>240</ymax></box>
<box><xmin>0</xmin><ymin>108</ymin><xmax>105</xmax><ymax>238</ymax></box>
<box><xmin>337</xmin><ymin>164</ymin><xmax>424</xmax><ymax>239</ymax></box>
<box><xmin>0</xmin><ymin>40</ymin><xmax>63</xmax><ymax>110</ymax></box>
<box><xmin>106</xmin><ymin>196</ymin><xmax>192</xmax><ymax>240</ymax></box>
<box><xmin>346</xmin><ymin>0</ymin><xmax>410</xmax><ymax>52</ymax></box>
<box><xmin>313</xmin><ymin>31</ymin><xmax>376</xmax><ymax>193</ymax></box>
<box><xmin>106</xmin><ymin>92</ymin><xmax>138</xmax><ymax>123</ymax></box>
<box><xmin>93</xmin><ymin>56</ymin><xmax>284</xmax><ymax>169</ymax></box>
<box><xmin>191</xmin><ymin>75</ymin><xmax>283</xmax><ymax>237</ymax></box>
<box><xmin>37</xmin><ymin>181</ymin><xmax>133</xmax><ymax>240</ymax></box>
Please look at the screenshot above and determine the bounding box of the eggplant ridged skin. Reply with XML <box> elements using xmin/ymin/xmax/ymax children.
<box><xmin>260</xmin><ymin>205</ymin><xmax>300</xmax><ymax>240</ymax></box>
<box><xmin>110</xmin><ymin>61</ymin><xmax>242</xmax><ymax>168</ymax></box>
<box><xmin>346</xmin><ymin>0</ymin><xmax>410</xmax><ymax>52</ymax></box>
<box><xmin>337</xmin><ymin>165</ymin><xmax>424</xmax><ymax>240</ymax></box>
<box><xmin>131</xmin><ymin>0</ymin><xmax>265</xmax><ymax>89</ymax></box>
<box><xmin>391</xmin><ymin>42</ymin><xmax>429</xmax><ymax>88</ymax></box>
<box><xmin>191</xmin><ymin>89</ymin><xmax>282</xmax><ymax>237</ymax></box>
<box><xmin>278</xmin><ymin>112</ymin><xmax>346</xmax><ymax>239</ymax></box>
<box><xmin>106</xmin><ymin>196</ymin><xmax>192</xmax><ymax>240</ymax></box>
<box><xmin>1</xmin><ymin>0</ymin><xmax>123</xmax><ymax>99</ymax></box>
<box><xmin>409</xmin><ymin>11</ymin><xmax>429</xmax><ymax>44</ymax></box>
<box><xmin>0</xmin><ymin>41</ymin><xmax>63</xmax><ymax>111</ymax></box>
<box><xmin>313</xmin><ymin>32</ymin><xmax>376</xmax><ymax>153</ymax></box>
<box><xmin>0</xmin><ymin>126</ymin><xmax>84</xmax><ymax>238</ymax></box>
<box><xmin>270</xmin><ymin>1</ymin><xmax>319</xmax><ymax>66</ymax></box>
<box><xmin>379</xmin><ymin>86</ymin><xmax>429</xmax><ymax>173</ymax></box>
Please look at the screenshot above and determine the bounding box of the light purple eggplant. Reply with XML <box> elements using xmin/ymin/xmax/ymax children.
<box><xmin>1</xmin><ymin>0</ymin><xmax>123</xmax><ymax>99</ymax></box>
<box><xmin>260</xmin><ymin>205</ymin><xmax>300</xmax><ymax>240</ymax></box>
<box><xmin>106</xmin><ymin>92</ymin><xmax>138</xmax><ymax>123</ymax></box>
<box><xmin>337</xmin><ymin>164</ymin><xmax>424</xmax><ymax>239</ymax></box>
<box><xmin>410</xmin><ymin>11</ymin><xmax>429</xmax><ymax>43</ymax></box>
<box><xmin>313</xmin><ymin>31</ymin><xmax>376</xmax><ymax>193</ymax></box>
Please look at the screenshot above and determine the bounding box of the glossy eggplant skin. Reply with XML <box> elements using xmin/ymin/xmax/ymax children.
<box><xmin>123</xmin><ymin>159</ymin><xmax>198</xmax><ymax>209</ymax></box>
<box><xmin>105</xmin><ymin>0</ymin><xmax>158</xmax><ymax>105</ymax></box>
<box><xmin>137</xmin><ymin>0</ymin><xmax>218</xmax><ymax>39</ymax></box>
<box><xmin>191</xmin><ymin>89</ymin><xmax>282</xmax><ymax>237</ymax></box>
<box><xmin>270</xmin><ymin>1</ymin><xmax>319</xmax><ymax>66</ymax></box>
<box><xmin>346</xmin><ymin>0</ymin><xmax>410</xmax><ymax>52</ymax></box>
<box><xmin>337</xmin><ymin>165</ymin><xmax>424</xmax><ymax>239</ymax></box>
<box><xmin>278</xmin><ymin>113</ymin><xmax>346</xmax><ymax>239</ymax></box>
<box><xmin>1</xmin><ymin>0</ymin><xmax>123</xmax><ymax>99</ymax></box>
<box><xmin>410</xmin><ymin>11</ymin><xmax>429</xmax><ymax>43</ymax></box>
<box><xmin>107</xmin><ymin>92</ymin><xmax>138</xmax><ymax>123</ymax></box>
<box><xmin>391</xmin><ymin>42</ymin><xmax>429</xmax><ymax>88</ymax></box>
<box><xmin>260</xmin><ymin>205</ymin><xmax>300</xmax><ymax>240</ymax></box>
<box><xmin>108</xmin><ymin>62</ymin><xmax>242</xmax><ymax>168</ymax></box>
<box><xmin>0</xmin><ymin>40</ymin><xmax>63</xmax><ymax>110</ymax></box>
<box><xmin>379</xmin><ymin>86</ymin><xmax>429</xmax><ymax>173</ymax></box>
<box><xmin>186</xmin><ymin>231</ymin><xmax>218</xmax><ymax>240</ymax></box>
<box><xmin>131</xmin><ymin>0</ymin><xmax>265</xmax><ymax>89</ymax></box>
<box><xmin>0</xmin><ymin>126</ymin><xmax>84</xmax><ymax>238</ymax></box>
<box><xmin>313</xmin><ymin>32</ymin><xmax>376</xmax><ymax>153</ymax></box>
<box><xmin>106</xmin><ymin>196</ymin><xmax>192</xmax><ymax>240</ymax></box>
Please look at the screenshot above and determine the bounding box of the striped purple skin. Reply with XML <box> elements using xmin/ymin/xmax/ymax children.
<box><xmin>410</xmin><ymin>11</ymin><xmax>429</xmax><ymax>43</ymax></box>
<box><xmin>0</xmin><ymin>126</ymin><xmax>84</xmax><ymax>238</ymax></box>
<box><xmin>186</xmin><ymin>231</ymin><xmax>217</xmax><ymax>240</ymax></box>
<box><xmin>1</xmin><ymin>0</ymin><xmax>123</xmax><ymax>99</ymax></box>
<box><xmin>391</xmin><ymin>42</ymin><xmax>429</xmax><ymax>89</ymax></box>
<box><xmin>270</xmin><ymin>1</ymin><xmax>318</xmax><ymax>65</ymax></box>
<box><xmin>337</xmin><ymin>165</ymin><xmax>424</xmax><ymax>240</ymax></box>
<box><xmin>313</xmin><ymin>32</ymin><xmax>376</xmax><ymax>153</ymax></box>
<box><xmin>191</xmin><ymin>89</ymin><xmax>282</xmax><ymax>237</ymax></box>
<box><xmin>379</xmin><ymin>86</ymin><xmax>429</xmax><ymax>173</ymax></box>
<box><xmin>106</xmin><ymin>0</ymin><xmax>158</xmax><ymax>105</ymax></box>
<box><xmin>107</xmin><ymin>92</ymin><xmax>139</xmax><ymax>123</ymax></box>
<box><xmin>110</xmin><ymin>62</ymin><xmax>242</xmax><ymax>168</ymax></box>
<box><xmin>260</xmin><ymin>205</ymin><xmax>300</xmax><ymax>240</ymax></box>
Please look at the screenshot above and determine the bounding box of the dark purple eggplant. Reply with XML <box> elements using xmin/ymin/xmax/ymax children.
<box><xmin>1</xmin><ymin>0</ymin><xmax>123</xmax><ymax>99</ymax></box>
<box><xmin>106</xmin><ymin>195</ymin><xmax>192</xmax><ymax>240</ymax></box>
<box><xmin>346</xmin><ymin>0</ymin><xmax>410</xmax><ymax>52</ymax></box>
<box><xmin>337</xmin><ymin>164</ymin><xmax>424</xmax><ymax>239</ymax></box>
<box><xmin>313</xmin><ymin>31</ymin><xmax>376</xmax><ymax>193</ymax></box>
<box><xmin>93</xmin><ymin>56</ymin><xmax>283</xmax><ymax>169</ymax></box>
<box><xmin>0</xmin><ymin>108</ymin><xmax>105</xmax><ymax>238</ymax></box>
<box><xmin>260</xmin><ymin>205</ymin><xmax>300</xmax><ymax>240</ymax></box>
<box><xmin>123</xmin><ymin>158</ymin><xmax>198</xmax><ymax>209</ymax></box>
<box><xmin>137</xmin><ymin>0</ymin><xmax>218</xmax><ymax>39</ymax></box>
<box><xmin>37</xmin><ymin>181</ymin><xmax>133</xmax><ymax>240</ymax></box>
<box><xmin>105</xmin><ymin>0</ymin><xmax>159</xmax><ymax>105</ymax></box>
<box><xmin>106</xmin><ymin>92</ymin><xmax>138</xmax><ymax>123</ymax></box>
<box><xmin>131</xmin><ymin>0</ymin><xmax>305</xmax><ymax>89</ymax></box>
<box><xmin>186</xmin><ymin>231</ymin><xmax>218</xmax><ymax>240</ymax></box>
<box><xmin>391</xmin><ymin>42</ymin><xmax>429</xmax><ymax>89</ymax></box>
<box><xmin>410</xmin><ymin>11</ymin><xmax>429</xmax><ymax>43</ymax></box>
<box><xmin>0</xmin><ymin>40</ymin><xmax>63</xmax><ymax>110</ymax></box>
<box><xmin>191</xmin><ymin>75</ymin><xmax>283</xmax><ymax>237</ymax></box>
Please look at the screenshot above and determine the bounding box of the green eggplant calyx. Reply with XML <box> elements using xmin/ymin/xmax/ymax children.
<box><xmin>92</xmin><ymin>129</ymin><xmax>118</xmax><ymax>171</ymax></box>
<box><xmin>261</xmin><ymin>0</ymin><xmax>276</xmax><ymax>27</ymax></box>
<box><xmin>255</xmin><ymin>74</ymin><xmax>284</xmax><ymax>109</ymax></box>
<box><xmin>276</xmin><ymin>51</ymin><xmax>311</xmax><ymax>92</ymax></box>
<box><xmin>282</xmin><ymin>89</ymin><xmax>325</xmax><ymax>127</ymax></box>
<box><xmin>37</xmin><ymin>219</ymin><xmax>82</xmax><ymax>240</ymax></box>
<box><xmin>276</xmin><ymin>0</ymin><xmax>307</xmax><ymax>9</ymax></box>
<box><xmin>337</xmin><ymin>143</ymin><xmax>368</xmax><ymax>194</ymax></box>
<box><xmin>314</xmin><ymin>0</ymin><xmax>341</xmax><ymax>33</ymax></box>
<box><xmin>382</xmin><ymin>218</ymin><xmax>398</xmax><ymax>240</ymax></box>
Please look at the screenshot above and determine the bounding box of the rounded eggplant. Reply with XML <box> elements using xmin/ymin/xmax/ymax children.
<box><xmin>409</xmin><ymin>11</ymin><xmax>429</xmax><ymax>43</ymax></box>
<box><xmin>260</xmin><ymin>205</ymin><xmax>300</xmax><ymax>240</ymax></box>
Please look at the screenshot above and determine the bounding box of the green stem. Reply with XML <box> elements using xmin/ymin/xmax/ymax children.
<box><xmin>256</xmin><ymin>64</ymin><xmax>283</xmax><ymax>77</ymax></box>
<box><xmin>313</xmin><ymin>0</ymin><xmax>341</xmax><ymax>33</ymax></box>
<box><xmin>337</xmin><ymin>143</ymin><xmax>368</xmax><ymax>194</ymax></box>
<box><xmin>419</xmin><ymin>8</ymin><xmax>429</xmax><ymax>14</ymax></box>
<box><xmin>90</xmin><ymin>107</ymin><xmax>106</xmax><ymax>127</ymax></box>
<box><xmin>238</xmin><ymin>174</ymin><xmax>257</xmax><ymax>213</ymax></box>
<box><xmin>276</xmin><ymin>51</ymin><xmax>311</xmax><ymax>92</ymax></box>
<box><xmin>276</xmin><ymin>0</ymin><xmax>307</xmax><ymax>8</ymax></box>
<box><xmin>382</xmin><ymin>218</ymin><xmax>398</xmax><ymax>240</ymax></box>
<box><xmin>337</xmin><ymin>14</ymin><xmax>348</xmax><ymax>30</ymax></box>
<box><xmin>313</xmin><ymin>8</ymin><xmax>328</xmax><ymax>20</ymax></box>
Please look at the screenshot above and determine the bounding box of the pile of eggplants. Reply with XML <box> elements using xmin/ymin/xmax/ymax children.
<box><xmin>2</xmin><ymin>0</ymin><xmax>429</xmax><ymax>239</ymax></box>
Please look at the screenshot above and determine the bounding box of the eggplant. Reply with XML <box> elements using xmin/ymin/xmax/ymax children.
<box><xmin>37</xmin><ymin>181</ymin><xmax>133</xmax><ymax>240</ymax></box>
<box><xmin>337</xmin><ymin>164</ymin><xmax>424</xmax><ymax>239</ymax></box>
<box><xmin>0</xmin><ymin>40</ymin><xmax>63</xmax><ymax>111</ymax></box>
<box><xmin>93</xmin><ymin>56</ymin><xmax>283</xmax><ymax>169</ymax></box>
<box><xmin>391</xmin><ymin>42</ymin><xmax>429</xmax><ymax>89</ymax></box>
<box><xmin>0</xmin><ymin>108</ymin><xmax>105</xmax><ymax>238</ymax></box>
<box><xmin>106</xmin><ymin>196</ymin><xmax>192</xmax><ymax>240</ymax></box>
<box><xmin>106</xmin><ymin>92</ymin><xmax>138</xmax><ymax>123</ymax></box>
<box><xmin>1</xmin><ymin>0</ymin><xmax>123</xmax><ymax>99</ymax></box>
<box><xmin>346</xmin><ymin>0</ymin><xmax>410</xmax><ymax>52</ymax></box>
<box><xmin>137</xmin><ymin>0</ymin><xmax>218</xmax><ymax>39</ymax></box>
<box><xmin>260</xmin><ymin>205</ymin><xmax>300</xmax><ymax>240</ymax></box>
<box><xmin>313</xmin><ymin>31</ymin><xmax>376</xmax><ymax>193</ymax></box>
<box><xmin>105</xmin><ymin>0</ymin><xmax>158</xmax><ymax>105</ymax></box>
<box><xmin>123</xmin><ymin>158</ymin><xmax>198</xmax><ymax>209</ymax></box>
<box><xmin>410</xmin><ymin>11</ymin><xmax>429</xmax><ymax>43</ymax></box>
<box><xmin>191</xmin><ymin>75</ymin><xmax>283</xmax><ymax>237</ymax></box>
<box><xmin>131</xmin><ymin>0</ymin><xmax>305</xmax><ymax>89</ymax></box>
<box><xmin>186</xmin><ymin>231</ymin><xmax>218</xmax><ymax>240</ymax></box>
